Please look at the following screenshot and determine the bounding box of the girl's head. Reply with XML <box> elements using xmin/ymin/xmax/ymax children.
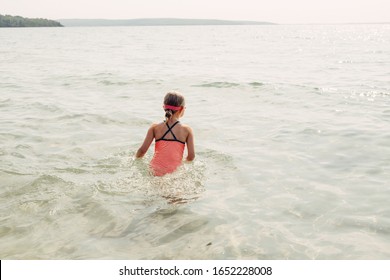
<box><xmin>163</xmin><ymin>91</ymin><xmax>185</xmax><ymax>121</ymax></box>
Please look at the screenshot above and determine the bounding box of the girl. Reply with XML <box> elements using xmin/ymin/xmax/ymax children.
<box><xmin>136</xmin><ymin>91</ymin><xmax>195</xmax><ymax>176</ymax></box>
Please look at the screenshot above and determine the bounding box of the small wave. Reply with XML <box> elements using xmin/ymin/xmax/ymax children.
<box><xmin>197</xmin><ymin>149</ymin><xmax>235</xmax><ymax>169</ymax></box>
<box><xmin>383</xmin><ymin>109</ymin><xmax>390</xmax><ymax>115</ymax></box>
<box><xmin>15</xmin><ymin>144</ymin><xmax>32</xmax><ymax>150</ymax></box>
<box><xmin>0</xmin><ymin>132</ymin><xmax>24</xmax><ymax>140</ymax></box>
<box><xmin>248</xmin><ymin>82</ymin><xmax>264</xmax><ymax>87</ymax></box>
<box><xmin>1</xmin><ymin>173</ymin><xmax>74</xmax><ymax>204</ymax></box>
<box><xmin>30</xmin><ymin>174</ymin><xmax>71</xmax><ymax>188</ymax></box>
<box><xmin>55</xmin><ymin>113</ymin><xmax>84</xmax><ymax>121</ymax></box>
<box><xmin>55</xmin><ymin>113</ymin><xmax>126</xmax><ymax>126</ymax></box>
<box><xmin>0</xmin><ymin>169</ymin><xmax>34</xmax><ymax>176</ymax></box>
<box><xmin>0</xmin><ymin>226</ymin><xmax>12</xmax><ymax>238</ymax></box>
<box><xmin>99</xmin><ymin>80</ymin><xmax>129</xmax><ymax>86</ymax></box>
<box><xmin>54</xmin><ymin>167</ymin><xmax>88</xmax><ymax>174</ymax></box>
<box><xmin>98</xmin><ymin>77</ymin><xmax>163</xmax><ymax>87</ymax></box>
<box><xmin>10</xmin><ymin>152</ymin><xmax>25</xmax><ymax>159</ymax></box>
<box><xmin>93</xmin><ymin>72</ymin><xmax>114</xmax><ymax>77</ymax></box>
<box><xmin>60</xmin><ymin>73</ymin><xmax>162</xmax><ymax>87</ymax></box>
<box><xmin>31</xmin><ymin>102</ymin><xmax>63</xmax><ymax>113</ymax></box>
<box><xmin>88</xmin><ymin>114</ymin><xmax>126</xmax><ymax>125</ymax></box>
<box><xmin>0</xmin><ymin>98</ymin><xmax>12</xmax><ymax>108</ymax></box>
<box><xmin>0</xmin><ymin>83</ymin><xmax>20</xmax><ymax>89</ymax></box>
<box><xmin>128</xmin><ymin>79</ymin><xmax>163</xmax><ymax>85</ymax></box>
<box><xmin>192</xmin><ymin>82</ymin><xmax>240</xmax><ymax>88</ymax></box>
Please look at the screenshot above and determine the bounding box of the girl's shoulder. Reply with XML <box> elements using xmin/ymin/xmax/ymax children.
<box><xmin>180</xmin><ymin>123</ymin><xmax>193</xmax><ymax>133</ymax></box>
<box><xmin>148</xmin><ymin>122</ymin><xmax>161</xmax><ymax>135</ymax></box>
<box><xmin>150</xmin><ymin>122</ymin><xmax>161</xmax><ymax>127</ymax></box>
<box><xmin>148</xmin><ymin>122</ymin><xmax>160</xmax><ymax>130</ymax></box>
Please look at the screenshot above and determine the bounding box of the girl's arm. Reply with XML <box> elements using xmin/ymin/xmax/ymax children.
<box><xmin>185</xmin><ymin>127</ymin><xmax>195</xmax><ymax>161</ymax></box>
<box><xmin>135</xmin><ymin>125</ymin><xmax>155</xmax><ymax>158</ymax></box>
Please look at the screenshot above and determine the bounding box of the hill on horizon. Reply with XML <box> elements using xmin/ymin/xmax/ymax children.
<box><xmin>0</xmin><ymin>14</ymin><xmax>62</xmax><ymax>27</ymax></box>
<box><xmin>58</xmin><ymin>18</ymin><xmax>276</xmax><ymax>27</ymax></box>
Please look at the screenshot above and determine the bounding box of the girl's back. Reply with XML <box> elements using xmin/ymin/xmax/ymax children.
<box><xmin>150</xmin><ymin>121</ymin><xmax>187</xmax><ymax>176</ymax></box>
<box><xmin>153</xmin><ymin>121</ymin><xmax>189</xmax><ymax>143</ymax></box>
<box><xmin>136</xmin><ymin>91</ymin><xmax>195</xmax><ymax>176</ymax></box>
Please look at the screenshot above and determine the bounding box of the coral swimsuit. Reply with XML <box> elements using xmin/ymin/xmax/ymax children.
<box><xmin>150</xmin><ymin>121</ymin><xmax>185</xmax><ymax>176</ymax></box>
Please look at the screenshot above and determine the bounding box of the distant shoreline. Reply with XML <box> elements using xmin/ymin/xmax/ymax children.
<box><xmin>0</xmin><ymin>14</ymin><xmax>62</xmax><ymax>27</ymax></box>
<box><xmin>57</xmin><ymin>18</ymin><xmax>276</xmax><ymax>27</ymax></box>
<box><xmin>2</xmin><ymin>15</ymin><xmax>388</xmax><ymax>28</ymax></box>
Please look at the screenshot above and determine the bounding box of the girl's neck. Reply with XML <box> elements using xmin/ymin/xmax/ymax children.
<box><xmin>166</xmin><ymin>116</ymin><xmax>180</xmax><ymax>124</ymax></box>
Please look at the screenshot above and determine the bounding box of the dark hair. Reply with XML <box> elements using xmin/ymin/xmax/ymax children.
<box><xmin>164</xmin><ymin>91</ymin><xmax>185</xmax><ymax>121</ymax></box>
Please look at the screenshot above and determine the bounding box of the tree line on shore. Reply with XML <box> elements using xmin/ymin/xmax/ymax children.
<box><xmin>0</xmin><ymin>14</ymin><xmax>63</xmax><ymax>27</ymax></box>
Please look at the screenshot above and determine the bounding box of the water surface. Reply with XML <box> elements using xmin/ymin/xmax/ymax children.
<box><xmin>1</xmin><ymin>25</ymin><xmax>390</xmax><ymax>259</ymax></box>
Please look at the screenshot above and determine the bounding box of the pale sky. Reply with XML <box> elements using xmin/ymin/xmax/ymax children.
<box><xmin>1</xmin><ymin>0</ymin><xmax>389</xmax><ymax>24</ymax></box>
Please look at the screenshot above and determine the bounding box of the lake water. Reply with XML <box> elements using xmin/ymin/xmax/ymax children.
<box><xmin>0</xmin><ymin>24</ymin><xmax>389</xmax><ymax>259</ymax></box>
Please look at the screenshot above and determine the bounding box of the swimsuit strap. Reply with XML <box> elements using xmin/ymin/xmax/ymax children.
<box><xmin>159</xmin><ymin>121</ymin><xmax>180</xmax><ymax>141</ymax></box>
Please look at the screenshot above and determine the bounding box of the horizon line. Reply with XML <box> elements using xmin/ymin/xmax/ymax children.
<box><xmin>55</xmin><ymin>17</ymin><xmax>390</xmax><ymax>25</ymax></box>
<box><xmin>57</xmin><ymin>17</ymin><xmax>390</xmax><ymax>25</ymax></box>
<box><xmin>3</xmin><ymin>14</ymin><xmax>390</xmax><ymax>25</ymax></box>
